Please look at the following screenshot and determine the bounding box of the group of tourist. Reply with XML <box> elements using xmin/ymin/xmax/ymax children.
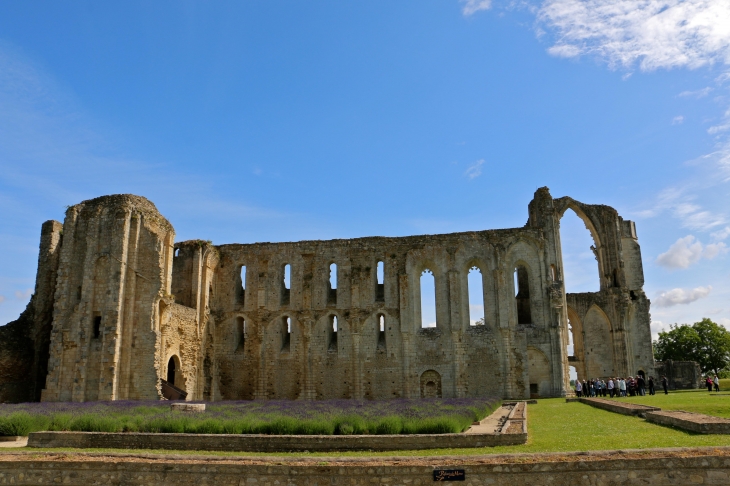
<box><xmin>704</xmin><ymin>375</ymin><xmax>721</xmax><ymax>392</ymax></box>
<box><xmin>573</xmin><ymin>375</ymin><xmax>671</xmax><ymax>397</ymax></box>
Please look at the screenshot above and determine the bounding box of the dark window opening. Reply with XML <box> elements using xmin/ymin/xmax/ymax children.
<box><xmin>281</xmin><ymin>264</ymin><xmax>291</xmax><ymax>306</ymax></box>
<box><xmin>92</xmin><ymin>315</ymin><xmax>101</xmax><ymax>339</ymax></box>
<box><xmin>515</xmin><ymin>265</ymin><xmax>532</xmax><ymax>324</ymax></box>
<box><xmin>167</xmin><ymin>356</ymin><xmax>176</xmax><ymax>385</ymax></box>
<box><xmin>630</xmin><ymin>290</ymin><xmax>637</xmax><ymax>301</ymax></box>
<box><xmin>612</xmin><ymin>268</ymin><xmax>619</xmax><ymax>288</ymax></box>
<box><xmin>236</xmin><ymin>316</ymin><xmax>246</xmax><ymax>352</ymax></box>
<box><xmin>327</xmin><ymin>263</ymin><xmax>337</xmax><ymax>305</ymax></box>
<box><xmin>281</xmin><ymin>317</ymin><xmax>291</xmax><ymax>351</ymax></box>
<box><xmin>76</xmin><ymin>286</ymin><xmax>82</xmax><ymax>301</ymax></box>
<box><xmin>375</xmin><ymin>261</ymin><xmax>384</xmax><ymax>302</ymax></box>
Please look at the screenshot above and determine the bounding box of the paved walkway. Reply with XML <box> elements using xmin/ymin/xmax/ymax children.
<box><xmin>0</xmin><ymin>438</ymin><xmax>27</xmax><ymax>448</ymax></box>
<box><xmin>466</xmin><ymin>405</ymin><xmax>511</xmax><ymax>434</ymax></box>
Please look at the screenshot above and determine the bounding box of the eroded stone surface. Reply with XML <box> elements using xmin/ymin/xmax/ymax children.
<box><xmin>0</xmin><ymin>188</ymin><xmax>657</xmax><ymax>402</ymax></box>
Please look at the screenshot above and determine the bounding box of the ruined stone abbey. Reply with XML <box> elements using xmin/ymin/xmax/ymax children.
<box><xmin>0</xmin><ymin>188</ymin><xmax>656</xmax><ymax>402</ymax></box>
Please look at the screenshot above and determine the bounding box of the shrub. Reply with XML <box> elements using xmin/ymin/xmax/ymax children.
<box><xmin>0</xmin><ymin>412</ymin><xmax>46</xmax><ymax>436</ymax></box>
<box><xmin>69</xmin><ymin>414</ymin><xmax>123</xmax><ymax>433</ymax></box>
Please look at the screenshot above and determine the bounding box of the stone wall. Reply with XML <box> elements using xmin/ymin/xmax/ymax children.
<box><xmin>40</xmin><ymin>195</ymin><xmax>175</xmax><ymax>402</ymax></box>
<box><xmin>1</xmin><ymin>449</ymin><xmax>729</xmax><ymax>486</ymax></box>
<box><xmin>1</xmin><ymin>187</ymin><xmax>656</xmax><ymax>402</ymax></box>
<box><xmin>655</xmin><ymin>360</ymin><xmax>702</xmax><ymax>389</ymax></box>
<box><xmin>0</xmin><ymin>221</ymin><xmax>62</xmax><ymax>403</ymax></box>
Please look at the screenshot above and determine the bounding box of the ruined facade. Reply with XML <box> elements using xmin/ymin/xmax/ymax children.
<box><xmin>0</xmin><ymin>188</ymin><xmax>656</xmax><ymax>402</ymax></box>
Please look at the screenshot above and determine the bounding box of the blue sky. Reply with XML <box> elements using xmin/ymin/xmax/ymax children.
<box><xmin>1</xmin><ymin>1</ymin><xmax>729</xmax><ymax>338</ymax></box>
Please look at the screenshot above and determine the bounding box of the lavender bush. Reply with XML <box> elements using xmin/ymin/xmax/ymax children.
<box><xmin>0</xmin><ymin>397</ymin><xmax>500</xmax><ymax>436</ymax></box>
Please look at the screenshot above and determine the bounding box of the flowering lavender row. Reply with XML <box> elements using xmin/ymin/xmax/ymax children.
<box><xmin>0</xmin><ymin>397</ymin><xmax>500</xmax><ymax>435</ymax></box>
<box><xmin>0</xmin><ymin>397</ymin><xmax>498</xmax><ymax>421</ymax></box>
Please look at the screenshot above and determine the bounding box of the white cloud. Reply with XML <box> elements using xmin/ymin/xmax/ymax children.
<box><xmin>718</xmin><ymin>317</ymin><xmax>730</xmax><ymax>327</ymax></box>
<box><xmin>637</xmin><ymin>187</ymin><xmax>727</xmax><ymax>230</ymax></box>
<box><xmin>650</xmin><ymin>319</ymin><xmax>666</xmax><ymax>340</ymax></box>
<box><xmin>537</xmin><ymin>1</ymin><xmax>730</xmax><ymax>71</ymax></box>
<box><xmin>656</xmin><ymin>235</ymin><xmax>728</xmax><ymax>268</ymax></box>
<box><xmin>678</xmin><ymin>87</ymin><xmax>713</xmax><ymax>98</ymax></box>
<box><xmin>465</xmin><ymin>159</ymin><xmax>485</xmax><ymax>179</ymax></box>
<box><xmin>672</xmin><ymin>115</ymin><xmax>685</xmax><ymax>125</ymax></box>
<box><xmin>711</xmin><ymin>226</ymin><xmax>730</xmax><ymax>241</ymax></box>
<box><xmin>461</xmin><ymin>0</ymin><xmax>492</xmax><ymax>16</ymax></box>
<box><xmin>654</xmin><ymin>286</ymin><xmax>712</xmax><ymax>307</ymax></box>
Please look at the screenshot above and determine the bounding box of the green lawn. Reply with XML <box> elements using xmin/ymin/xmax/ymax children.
<box><xmin>611</xmin><ymin>388</ymin><xmax>730</xmax><ymax>418</ymax></box>
<box><xmin>6</xmin><ymin>398</ymin><xmax>730</xmax><ymax>457</ymax></box>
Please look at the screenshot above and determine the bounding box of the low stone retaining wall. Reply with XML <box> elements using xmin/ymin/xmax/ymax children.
<box><xmin>569</xmin><ymin>397</ymin><xmax>661</xmax><ymax>416</ymax></box>
<box><xmin>646</xmin><ymin>411</ymin><xmax>730</xmax><ymax>434</ymax></box>
<box><xmin>2</xmin><ymin>448</ymin><xmax>730</xmax><ymax>485</ymax></box>
<box><xmin>28</xmin><ymin>429</ymin><xmax>526</xmax><ymax>452</ymax></box>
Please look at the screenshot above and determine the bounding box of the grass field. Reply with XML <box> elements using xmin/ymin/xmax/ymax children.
<box><xmin>5</xmin><ymin>398</ymin><xmax>730</xmax><ymax>457</ymax></box>
<box><xmin>611</xmin><ymin>388</ymin><xmax>730</xmax><ymax>418</ymax></box>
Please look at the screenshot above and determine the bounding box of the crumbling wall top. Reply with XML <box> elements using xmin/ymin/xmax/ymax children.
<box><xmin>67</xmin><ymin>194</ymin><xmax>173</xmax><ymax>232</ymax></box>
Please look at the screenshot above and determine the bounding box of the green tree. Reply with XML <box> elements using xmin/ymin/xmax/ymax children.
<box><xmin>654</xmin><ymin>318</ymin><xmax>730</xmax><ymax>376</ymax></box>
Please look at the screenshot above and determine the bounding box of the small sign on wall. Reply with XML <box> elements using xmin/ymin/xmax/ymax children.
<box><xmin>433</xmin><ymin>469</ymin><xmax>465</xmax><ymax>481</ymax></box>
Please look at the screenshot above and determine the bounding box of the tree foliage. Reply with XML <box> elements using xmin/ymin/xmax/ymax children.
<box><xmin>654</xmin><ymin>318</ymin><xmax>730</xmax><ymax>375</ymax></box>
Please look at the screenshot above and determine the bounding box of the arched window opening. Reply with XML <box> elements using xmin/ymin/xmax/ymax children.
<box><xmin>420</xmin><ymin>269</ymin><xmax>437</xmax><ymax>328</ymax></box>
<box><xmin>328</xmin><ymin>315</ymin><xmax>338</xmax><ymax>351</ymax></box>
<box><xmin>567</xmin><ymin>321</ymin><xmax>575</xmax><ymax>358</ymax></box>
<box><xmin>515</xmin><ymin>265</ymin><xmax>532</xmax><ymax>324</ymax></box>
<box><xmin>550</xmin><ymin>264</ymin><xmax>557</xmax><ymax>281</ymax></box>
<box><xmin>167</xmin><ymin>356</ymin><xmax>176</xmax><ymax>385</ymax></box>
<box><xmin>468</xmin><ymin>266</ymin><xmax>485</xmax><ymax>326</ymax></box>
<box><xmin>377</xmin><ymin>314</ymin><xmax>386</xmax><ymax>349</ymax></box>
<box><xmin>612</xmin><ymin>268</ymin><xmax>619</xmax><ymax>288</ymax></box>
<box><xmin>281</xmin><ymin>264</ymin><xmax>291</xmax><ymax>306</ymax></box>
<box><xmin>235</xmin><ymin>316</ymin><xmax>246</xmax><ymax>352</ymax></box>
<box><xmin>560</xmin><ymin>208</ymin><xmax>600</xmax><ymax>293</ymax></box>
<box><xmin>281</xmin><ymin>316</ymin><xmax>291</xmax><ymax>351</ymax></box>
<box><xmin>328</xmin><ymin>263</ymin><xmax>337</xmax><ymax>305</ymax></box>
<box><xmin>239</xmin><ymin>265</ymin><xmax>246</xmax><ymax>305</ymax></box>
<box><xmin>92</xmin><ymin>315</ymin><xmax>102</xmax><ymax>339</ymax></box>
<box><xmin>375</xmin><ymin>261</ymin><xmax>385</xmax><ymax>302</ymax></box>
<box><xmin>174</xmin><ymin>248</ymin><xmax>179</xmax><ymax>258</ymax></box>
<box><xmin>76</xmin><ymin>286</ymin><xmax>82</xmax><ymax>301</ymax></box>
<box><xmin>569</xmin><ymin>365</ymin><xmax>578</xmax><ymax>390</ymax></box>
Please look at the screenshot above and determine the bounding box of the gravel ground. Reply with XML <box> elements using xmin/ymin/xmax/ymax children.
<box><xmin>2</xmin><ymin>447</ymin><xmax>730</xmax><ymax>467</ymax></box>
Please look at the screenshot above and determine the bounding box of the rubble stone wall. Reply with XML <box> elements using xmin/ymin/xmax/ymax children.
<box><xmin>0</xmin><ymin>187</ymin><xmax>656</xmax><ymax>402</ymax></box>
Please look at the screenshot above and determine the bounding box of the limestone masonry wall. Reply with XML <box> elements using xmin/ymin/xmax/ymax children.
<box><xmin>0</xmin><ymin>188</ymin><xmax>658</xmax><ymax>402</ymax></box>
<box><xmin>1</xmin><ymin>450</ymin><xmax>729</xmax><ymax>486</ymax></box>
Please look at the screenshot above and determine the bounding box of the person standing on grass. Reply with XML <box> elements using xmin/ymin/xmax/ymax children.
<box><xmin>637</xmin><ymin>375</ymin><xmax>646</xmax><ymax>396</ymax></box>
<box><xmin>706</xmin><ymin>376</ymin><xmax>713</xmax><ymax>392</ymax></box>
<box><xmin>607</xmin><ymin>378</ymin><xmax>615</xmax><ymax>398</ymax></box>
<box><xmin>648</xmin><ymin>376</ymin><xmax>655</xmax><ymax>395</ymax></box>
<box><xmin>619</xmin><ymin>377</ymin><xmax>627</xmax><ymax>397</ymax></box>
<box><xmin>661</xmin><ymin>375</ymin><xmax>669</xmax><ymax>395</ymax></box>
<box><xmin>575</xmin><ymin>380</ymin><xmax>582</xmax><ymax>397</ymax></box>
<box><xmin>714</xmin><ymin>375</ymin><xmax>720</xmax><ymax>392</ymax></box>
